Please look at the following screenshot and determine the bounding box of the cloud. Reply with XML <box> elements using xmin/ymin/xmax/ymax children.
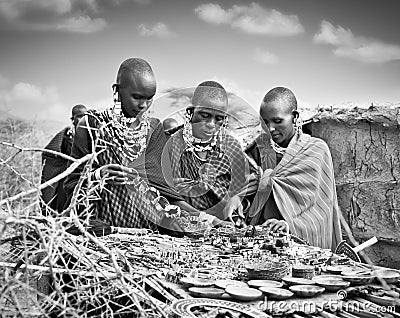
<box><xmin>195</xmin><ymin>3</ymin><xmax>230</xmax><ymax>25</ymax></box>
<box><xmin>0</xmin><ymin>76</ymin><xmax>71</xmax><ymax>122</ymax></box>
<box><xmin>209</xmin><ymin>76</ymin><xmax>263</xmax><ymax>110</ymax></box>
<box><xmin>138</xmin><ymin>22</ymin><xmax>175</xmax><ymax>38</ymax></box>
<box><xmin>132</xmin><ymin>0</ymin><xmax>152</xmax><ymax>4</ymax></box>
<box><xmin>0</xmin><ymin>0</ymin><xmax>107</xmax><ymax>33</ymax></box>
<box><xmin>314</xmin><ymin>20</ymin><xmax>400</xmax><ymax>63</ymax></box>
<box><xmin>313</xmin><ymin>20</ymin><xmax>354</xmax><ymax>46</ymax></box>
<box><xmin>8</xmin><ymin>82</ymin><xmax>58</xmax><ymax>104</ymax></box>
<box><xmin>105</xmin><ymin>0</ymin><xmax>152</xmax><ymax>5</ymax></box>
<box><xmin>54</xmin><ymin>15</ymin><xmax>106</xmax><ymax>33</ymax></box>
<box><xmin>195</xmin><ymin>2</ymin><xmax>304</xmax><ymax>36</ymax></box>
<box><xmin>252</xmin><ymin>48</ymin><xmax>279</xmax><ymax>64</ymax></box>
<box><xmin>152</xmin><ymin>82</ymin><xmax>260</xmax><ymax>131</ymax></box>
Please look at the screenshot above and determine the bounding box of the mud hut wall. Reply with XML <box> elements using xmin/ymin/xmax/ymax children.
<box><xmin>309</xmin><ymin>119</ymin><xmax>400</xmax><ymax>268</ymax></box>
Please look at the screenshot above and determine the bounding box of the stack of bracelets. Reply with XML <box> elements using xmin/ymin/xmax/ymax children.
<box><xmin>122</xmin><ymin>167</ymin><xmax>213</xmax><ymax>232</ymax></box>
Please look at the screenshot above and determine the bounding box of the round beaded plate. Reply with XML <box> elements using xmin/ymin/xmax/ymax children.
<box><xmin>170</xmin><ymin>298</ymin><xmax>271</xmax><ymax>318</ymax></box>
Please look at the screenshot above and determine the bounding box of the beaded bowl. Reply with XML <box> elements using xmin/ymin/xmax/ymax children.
<box><xmin>245</xmin><ymin>260</ymin><xmax>290</xmax><ymax>280</ymax></box>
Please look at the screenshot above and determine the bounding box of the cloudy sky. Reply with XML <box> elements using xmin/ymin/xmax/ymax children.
<box><xmin>0</xmin><ymin>0</ymin><xmax>399</xmax><ymax>125</ymax></box>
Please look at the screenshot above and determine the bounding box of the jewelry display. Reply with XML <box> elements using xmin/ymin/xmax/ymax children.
<box><xmin>122</xmin><ymin>168</ymin><xmax>209</xmax><ymax>231</ymax></box>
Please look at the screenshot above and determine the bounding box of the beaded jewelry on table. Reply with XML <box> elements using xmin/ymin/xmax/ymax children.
<box><xmin>122</xmin><ymin>170</ymin><xmax>210</xmax><ymax>231</ymax></box>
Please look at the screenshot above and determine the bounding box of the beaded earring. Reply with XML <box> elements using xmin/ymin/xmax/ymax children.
<box><xmin>102</xmin><ymin>83</ymin><xmax>150</xmax><ymax>162</ymax></box>
<box><xmin>216</xmin><ymin>116</ymin><xmax>228</xmax><ymax>157</ymax></box>
<box><xmin>112</xmin><ymin>84</ymin><xmax>122</xmax><ymax>116</ymax></box>
<box><xmin>294</xmin><ymin>115</ymin><xmax>303</xmax><ymax>135</ymax></box>
<box><xmin>183</xmin><ymin>110</ymin><xmax>193</xmax><ymax>139</ymax></box>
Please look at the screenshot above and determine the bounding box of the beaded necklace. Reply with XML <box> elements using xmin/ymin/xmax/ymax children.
<box><xmin>103</xmin><ymin>103</ymin><xmax>149</xmax><ymax>162</ymax></box>
<box><xmin>182</xmin><ymin>113</ymin><xmax>228</xmax><ymax>160</ymax></box>
<box><xmin>182</xmin><ymin>120</ymin><xmax>217</xmax><ymax>153</ymax></box>
<box><xmin>270</xmin><ymin>139</ymin><xmax>287</xmax><ymax>155</ymax></box>
<box><xmin>270</xmin><ymin>129</ymin><xmax>303</xmax><ymax>155</ymax></box>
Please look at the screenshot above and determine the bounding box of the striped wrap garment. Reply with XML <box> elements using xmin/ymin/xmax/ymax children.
<box><xmin>248</xmin><ymin>132</ymin><xmax>342</xmax><ymax>251</ymax></box>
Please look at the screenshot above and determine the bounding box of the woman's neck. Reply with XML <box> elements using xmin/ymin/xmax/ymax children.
<box><xmin>278</xmin><ymin>131</ymin><xmax>296</xmax><ymax>148</ymax></box>
<box><xmin>195</xmin><ymin>150</ymin><xmax>208</xmax><ymax>160</ymax></box>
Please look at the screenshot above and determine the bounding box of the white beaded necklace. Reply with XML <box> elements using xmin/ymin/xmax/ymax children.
<box><xmin>270</xmin><ymin>139</ymin><xmax>287</xmax><ymax>155</ymax></box>
<box><xmin>182</xmin><ymin>121</ymin><xmax>217</xmax><ymax>153</ymax></box>
<box><xmin>102</xmin><ymin>103</ymin><xmax>149</xmax><ymax>162</ymax></box>
<box><xmin>182</xmin><ymin>113</ymin><xmax>228</xmax><ymax>161</ymax></box>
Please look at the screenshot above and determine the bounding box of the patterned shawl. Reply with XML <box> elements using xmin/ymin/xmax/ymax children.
<box><xmin>248</xmin><ymin>132</ymin><xmax>342</xmax><ymax>250</ymax></box>
<box><xmin>166</xmin><ymin>129</ymin><xmax>249</xmax><ymax>214</ymax></box>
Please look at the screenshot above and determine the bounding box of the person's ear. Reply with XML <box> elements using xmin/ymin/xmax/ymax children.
<box><xmin>112</xmin><ymin>84</ymin><xmax>120</xmax><ymax>101</ymax></box>
<box><xmin>186</xmin><ymin>107</ymin><xmax>194</xmax><ymax>115</ymax></box>
<box><xmin>185</xmin><ymin>107</ymin><xmax>194</xmax><ymax>123</ymax></box>
<box><xmin>112</xmin><ymin>83</ymin><xmax>119</xmax><ymax>92</ymax></box>
<box><xmin>292</xmin><ymin>110</ymin><xmax>299</xmax><ymax>123</ymax></box>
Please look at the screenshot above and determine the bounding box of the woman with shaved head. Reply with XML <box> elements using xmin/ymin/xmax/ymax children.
<box><xmin>163</xmin><ymin>81</ymin><xmax>252</xmax><ymax>224</ymax></box>
<box><xmin>246</xmin><ymin>87</ymin><xmax>342</xmax><ymax>250</ymax></box>
<box><xmin>64</xmin><ymin>58</ymin><xmax>212</xmax><ymax>232</ymax></box>
<box><xmin>163</xmin><ymin>117</ymin><xmax>180</xmax><ymax>135</ymax></box>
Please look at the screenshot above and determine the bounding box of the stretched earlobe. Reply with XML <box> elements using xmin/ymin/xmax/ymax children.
<box><xmin>112</xmin><ymin>83</ymin><xmax>121</xmax><ymax>102</ymax></box>
<box><xmin>293</xmin><ymin>111</ymin><xmax>303</xmax><ymax>135</ymax></box>
<box><xmin>292</xmin><ymin>110</ymin><xmax>299</xmax><ymax>123</ymax></box>
<box><xmin>186</xmin><ymin>107</ymin><xmax>194</xmax><ymax>122</ymax></box>
<box><xmin>112</xmin><ymin>83</ymin><xmax>120</xmax><ymax>93</ymax></box>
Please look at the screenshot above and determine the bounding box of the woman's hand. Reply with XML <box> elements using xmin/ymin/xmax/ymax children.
<box><xmin>95</xmin><ymin>164</ymin><xmax>138</xmax><ymax>185</ymax></box>
<box><xmin>222</xmin><ymin>195</ymin><xmax>244</xmax><ymax>223</ymax></box>
<box><xmin>212</xmin><ymin>218</ymin><xmax>235</xmax><ymax>229</ymax></box>
<box><xmin>262</xmin><ymin>218</ymin><xmax>289</xmax><ymax>233</ymax></box>
<box><xmin>259</xmin><ymin>168</ymin><xmax>274</xmax><ymax>191</ymax></box>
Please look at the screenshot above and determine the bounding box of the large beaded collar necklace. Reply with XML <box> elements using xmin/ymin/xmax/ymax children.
<box><xmin>270</xmin><ymin>129</ymin><xmax>302</xmax><ymax>155</ymax></box>
<box><xmin>182</xmin><ymin>122</ymin><xmax>217</xmax><ymax>153</ymax></box>
<box><xmin>101</xmin><ymin>103</ymin><xmax>150</xmax><ymax>162</ymax></box>
<box><xmin>270</xmin><ymin>139</ymin><xmax>287</xmax><ymax>155</ymax></box>
<box><xmin>182</xmin><ymin>112</ymin><xmax>228</xmax><ymax>159</ymax></box>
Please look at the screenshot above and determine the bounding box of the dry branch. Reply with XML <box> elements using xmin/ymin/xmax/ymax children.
<box><xmin>0</xmin><ymin>132</ymin><xmax>168</xmax><ymax>317</ymax></box>
<box><xmin>0</xmin><ymin>141</ymin><xmax>77</xmax><ymax>163</ymax></box>
<box><xmin>0</xmin><ymin>153</ymin><xmax>93</xmax><ymax>207</ymax></box>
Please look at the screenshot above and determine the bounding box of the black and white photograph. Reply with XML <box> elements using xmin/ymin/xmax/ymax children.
<box><xmin>1</xmin><ymin>1</ymin><xmax>399</xmax><ymax>317</ymax></box>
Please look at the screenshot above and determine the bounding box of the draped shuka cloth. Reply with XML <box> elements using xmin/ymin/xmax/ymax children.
<box><xmin>64</xmin><ymin>109</ymin><xmax>183</xmax><ymax>230</ymax></box>
<box><xmin>41</xmin><ymin>126</ymin><xmax>74</xmax><ymax>212</ymax></box>
<box><xmin>247</xmin><ymin>132</ymin><xmax>342</xmax><ymax>251</ymax></box>
<box><xmin>164</xmin><ymin>129</ymin><xmax>249</xmax><ymax>218</ymax></box>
